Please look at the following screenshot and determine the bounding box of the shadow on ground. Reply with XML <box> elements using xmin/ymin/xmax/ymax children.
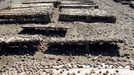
<box><xmin>0</xmin><ymin>42</ymin><xmax>39</xmax><ymax>56</ymax></box>
<box><xmin>45</xmin><ymin>43</ymin><xmax>120</xmax><ymax>56</ymax></box>
<box><xmin>19</xmin><ymin>29</ymin><xmax>67</xmax><ymax>37</ymax></box>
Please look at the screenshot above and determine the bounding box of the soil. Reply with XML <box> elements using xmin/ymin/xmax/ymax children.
<box><xmin>0</xmin><ymin>0</ymin><xmax>134</xmax><ymax>75</ymax></box>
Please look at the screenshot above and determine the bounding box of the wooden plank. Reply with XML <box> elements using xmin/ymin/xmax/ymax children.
<box><xmin>60</xmin><ymin>0</ymin><xmax>94</xmax><ymax>4</ymax></box>
<box><xmin>48</xmin><ymin>37</ymin><xmax>124</xmax><ymax>44</ymax></box>
<box><xmin>60</xmin><ymin>9</ymin><xmax>114</xmax><ymax>16</ymax></box>
<box><xmin>21</xmin><ymin>24</ymin><xmax>69</xmax><ymax>30</ymax></box>
<box><xmin>59</xmin><ymin>9</ymin><xmax>116</xmax><ymax>23</ymax></box>
<box><xmin>0</xmin><ymin>7</ymin><xmax>52</xmax><ymax>23</ymax></box>
<box><xmin>0</xmin><ymin>35</ymin><xmax>43</xmax><ymax>44</ymax></box>
<box><xmin>22</xmin><ymin>0</ymin><xmax>59</xmax><ymax>4</ymax></box>
<box><xmin>59</xmin><ymin>3</ymin><xmax>98</xmax><ymax>9</ymax></box>
<box><xmin>10</xmin><ymin>3</ymin><xmax>54</xmax><ymax>9</ymax></box>
<box><xmin>0</xmin><ymin>7</ymin><xmax>51</xmax><ymax>16</ymax></box>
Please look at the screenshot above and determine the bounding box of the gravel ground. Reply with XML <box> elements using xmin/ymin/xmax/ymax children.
<box><xmin>0</xmin><ymin>0</ymin><xmax>134</xmax><ymax>74</ymax></box>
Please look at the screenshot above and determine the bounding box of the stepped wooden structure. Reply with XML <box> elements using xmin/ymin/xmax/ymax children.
<box><xmin>0</xmin><ymin>0</ymin><xmax>127</xmax><ymax>56</ymax></box>
<box><xmin>0</xmin><ymin>0</ymin><xmax>133</xmax><ymax>74</ymax></box>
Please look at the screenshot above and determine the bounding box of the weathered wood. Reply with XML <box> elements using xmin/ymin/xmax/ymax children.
<box><xmin>0</xmin><ymin>35</ymin><xmax>43</xmax><ymax>44</ymax></box>
<box><xmin>59</xmin><ymin>9</ymin><xmax>116</xmax><ymax>23</ymax></box>
<box><xmin>60</xmin><ymin>9</ymin><xmax>114</xmax><ymax>16</ymax></box>
<box><xmin>0</xmin><ymin>7</ymin><xmax>51</xmax><ymax>16</ymax></box>
<box><xmin>61</xmin><ymin>1</ymin><xmax>81</xmax><ymax>4</ymax></box>
<box><xmin>0</xmin><ymin>7</ymin><xmax>52</xmax><ymax>23</ymax></box>
<box><xmin>48</xmin><ymin>37</ymin><xmax>124</xmax><ymax>44</ymax></box>
<box><xmin>10</xmin><ymin>3</ymin><xmax>54</xmax><ymax>9</ymax></box>
<box><xmin>60</xmin><ymin>0</ymin><xmax>94</xmax><ymax>4</ymax></box>
<box><xmin>22</xmin><ymin>0</ymin><xmax>60</xmax><ymax>7</ymax></box>
<box><xmin>59</xmin><ymin>3</ymin><xmax>98</xmax><ymax>9</ymax></box>
<box><xmin>22</xmin><ymin>0</ymin><xmax>59</xmax><ymax>4</ymax></box>
<box><xmin>21</xmin><ymin>24</ymin><xmax>69</xmax><ymax>30</ymax></box>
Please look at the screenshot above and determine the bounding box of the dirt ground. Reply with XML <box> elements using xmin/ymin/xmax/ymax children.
<box><xmin>0</xmin><ymin>0</ymin><xmax>134</xmax><ymax>75</ymax></box>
